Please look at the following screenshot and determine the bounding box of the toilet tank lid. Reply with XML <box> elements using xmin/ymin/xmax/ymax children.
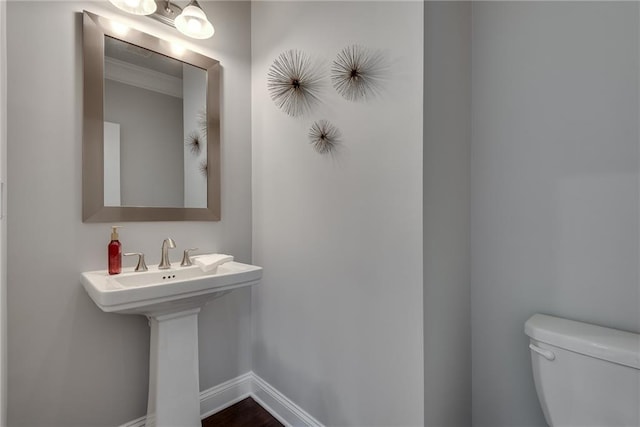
<box><xmin>525</xmin><ymin>314</ymin><xmax>640</xmax><ymax>370</ymax></box>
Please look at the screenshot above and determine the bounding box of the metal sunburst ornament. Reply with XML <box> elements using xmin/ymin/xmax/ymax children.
<box><xmin>331</xmin><ymin>45</ymin><xmax>385</xmax><ymax>102</ymax></box>
<box><xmin>267</xmin><ymin>49</ymin><xmax>322</xmax><ymax>117</ymax></box>
<box><xmin>308</xmin><ymin>120</ymin><xmax>341</xmax><ymax>154</ymax></box>
<box><xmin>185</xmin><ymin>130</ymin><xmax>202</xmax><ymax>155</ymax></box>
<box><xmin>199</xmin><ymin>160</ymin><xmax>208</xmax><ymax>178</ymax></box>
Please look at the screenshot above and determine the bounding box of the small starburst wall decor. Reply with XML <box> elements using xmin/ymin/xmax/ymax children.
<box><xmin>267</xmin><ymin>49</ymin><xmax>323</xmax><ymax>117</ymax></box>
<box><xmin>199</xmin><ymin>160</ymin><xmax>208</xmax><ymax>178</ymax></box>
<box><xmin>331</xmin><ymin>44</ymin><xmax>385</xmax><ymax>102</ymax></box>
<box><xmin>308</xmin><ymin>120</ymin><xmax>341</xmax><ymax>154</ymax></box>
<box><xmin>185</xmin><ymin>109</ymin><xmax>208</xmax><ymax>156</ymax></box>
<box><xmin>185</xmin><ymin>130</ymin><xmax>202</xmax><ymax>155</ymax></box>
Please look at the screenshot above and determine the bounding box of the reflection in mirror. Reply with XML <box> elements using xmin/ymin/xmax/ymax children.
<box><xmin>103</xmin><ymin>36</ymin><xmax>207</xmax><ymax>208</ymax></box>
<box><xmin>83</xmin><ymin>11</ymin><xmax>221</xmax><ymax>222</ymax></box>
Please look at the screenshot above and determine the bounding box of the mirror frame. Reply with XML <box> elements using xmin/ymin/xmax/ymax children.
<box><xmin>82</xmin><ymin>11</ymin><xmax>221</xmax><ymax>222</ymax></box>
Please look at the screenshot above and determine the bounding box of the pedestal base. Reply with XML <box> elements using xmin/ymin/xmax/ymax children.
<box><xmin>145</xmin><ymin>308</ymin><xmax>201</xmax><ymax>427</ymax></box>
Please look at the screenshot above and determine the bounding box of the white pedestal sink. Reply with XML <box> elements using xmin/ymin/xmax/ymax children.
<box><xmin>82</xmin><ymin>261</ymin><xmax>262</xmax><ymax>427</ymax></box>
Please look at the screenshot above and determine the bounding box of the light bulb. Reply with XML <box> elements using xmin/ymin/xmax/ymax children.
<box><xmin>187</xmin><ymin>18</ymin><xmax>202</xmax><ymax>34</ymax></box>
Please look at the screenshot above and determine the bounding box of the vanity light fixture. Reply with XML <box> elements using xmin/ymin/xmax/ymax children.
<box><xmin>150</xmin><ymin>0</ymin><xmax>214</xmax><ymax>40</ymax></box>
<box><xmin>109</xmin><ymin>0</ymin><xmax>157</xmax><ymax>16</ymax></box>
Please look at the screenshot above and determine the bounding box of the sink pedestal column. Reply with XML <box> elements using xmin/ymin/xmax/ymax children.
<box><xmin>146</xmin><ymin>308</ymin><xmax>201</xmax><ymax>427</ymax></box>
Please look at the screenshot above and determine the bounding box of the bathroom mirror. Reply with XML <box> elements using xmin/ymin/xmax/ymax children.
<box><xmin>83</xmin><ymin>11</ymin><xmax>221</xmax><ymax>222</ymax></box>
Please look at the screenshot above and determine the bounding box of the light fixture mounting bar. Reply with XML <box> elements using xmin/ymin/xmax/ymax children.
<box><xmin>149</xmin><ymin>0</ymin><xmax>182</xmax><ymax>28</ymax></box>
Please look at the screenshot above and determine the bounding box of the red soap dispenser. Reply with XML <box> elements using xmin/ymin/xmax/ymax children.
<box><xmin>108</xmin><ymin>225</ymin><xmax>122</xmax><ymax>275</ymax></box>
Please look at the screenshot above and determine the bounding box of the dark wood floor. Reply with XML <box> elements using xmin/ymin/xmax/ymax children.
<box><xmin>202</xmin><ymin>397</ymin><xmax>283</xmax><ymax>427</ymax></box>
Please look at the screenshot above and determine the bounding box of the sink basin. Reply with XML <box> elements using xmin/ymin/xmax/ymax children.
<box><xmin>81</xmin><ymin>260</ymin><xmax>262</xmax><ymax>427</ymax></box>
<box><xmin>82</xmin><ymin>261</ymin><xmax>261</xmax><ymax>315</ymax></box>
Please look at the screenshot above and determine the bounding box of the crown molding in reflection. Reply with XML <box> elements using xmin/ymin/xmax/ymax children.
<box><xmin>105</xmin><ymin>56</ymin><xmax>183</xmax><ymax>99</ymax></box>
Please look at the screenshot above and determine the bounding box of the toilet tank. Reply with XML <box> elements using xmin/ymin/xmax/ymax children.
<box><xmin>525</xmin><ymin>314</ymin><xmax>640</xmax><ymax>427</ymax></box>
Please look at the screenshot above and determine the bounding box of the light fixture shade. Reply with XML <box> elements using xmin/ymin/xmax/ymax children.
<box><xmin>109</xmin><ymin>0</ymin><xmax>157</xmax><ymax>15</ymax></box>
<box><xmin>174</xmin><ymin>1</ymin><xmax>214</xmax><ymax>39</ymax></box>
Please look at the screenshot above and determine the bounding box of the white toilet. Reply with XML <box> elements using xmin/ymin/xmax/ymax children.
<box><xmin>525</xmin><ymin>314</ymin><xmax>640</xmax><ymax>427</ymax></box>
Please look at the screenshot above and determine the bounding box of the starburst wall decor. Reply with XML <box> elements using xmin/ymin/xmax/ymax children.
<box><xmin>267</xmin><ymin>49</ymin><xmax>323</xmax><ymax>117</ymax></box>
<box><xmin>185</xmin><ymin>130</ymin><xmax>202</xmax><ymax>155</ymax></box>
<box><xmin>331</xmin><ymin>44</ymin><xmax>385</xmax><ymax>102</ymax></box>
<box><xmin>185</xmin><ymin>109</ymin><xmax>208</xmax><ymax>175</ymax></box>
<box><xmin>199</xmin><ymin>160</ymin><xmax>208</xmax><ymax>178</ymax></box>
<box><xmin>308</xmin><ymin>120</ymin><xmax>341</xmax><ymax>154</ymax></box>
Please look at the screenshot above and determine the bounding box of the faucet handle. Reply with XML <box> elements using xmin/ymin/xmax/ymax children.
<box><xmin>181</xmin><ymin>248</ymin><xmax>199</xmax><ymax>267</ymax></box>
<box><xmin>124</xmin><ymin>252</ymin><xmax>148</xmax><ymax>272</ymax></box>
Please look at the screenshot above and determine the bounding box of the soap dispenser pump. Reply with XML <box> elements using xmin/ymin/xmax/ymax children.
<box><xmin>108</xmin><ymin>225</ymin><xmax>123</xmax><ymax>275</ymax></box>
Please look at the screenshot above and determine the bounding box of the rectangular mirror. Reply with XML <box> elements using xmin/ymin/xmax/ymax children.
<box><xmin>83</xmin><ymin>11</ymin><xmax>221</xmax><ymax>222</ymax></box>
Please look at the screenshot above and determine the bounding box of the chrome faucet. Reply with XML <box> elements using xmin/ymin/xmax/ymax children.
<box><xmin>158</xmin><ymin>238</ymin><xmax>176</xmax><ymax>269</ymax></box>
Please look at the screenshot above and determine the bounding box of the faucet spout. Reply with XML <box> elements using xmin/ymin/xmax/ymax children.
<box><xmin>158</xmin><ymin>238</ymin><xmax>176</xmax><ymax>269</ymax></box>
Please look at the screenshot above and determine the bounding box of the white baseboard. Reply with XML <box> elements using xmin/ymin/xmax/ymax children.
<box><xmin>251</xmin><ymin>373</ymin><xmax>324</xmax><ymax>427</ymax></box>
<box><xmin>119</xmin><ymin>371</ymin><xmax>323</xmax><ymax>427</ymax></box>
<box><xmin>199</xmin><ymin>371</ymin><xmax>255</xmax><ymax>419</ymax></box>
<box><xmin>120</xmin><ymin>416</ymin><xmax>146</xmax><ymax>427</ymax></box>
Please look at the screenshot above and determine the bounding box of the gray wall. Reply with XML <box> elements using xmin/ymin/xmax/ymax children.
<box><xmin>6</xmin><ymin>1</ymin><xmax>252</xmax><ymax>426</ymax></box>
<box><xmin>424</xmin><ymin>2</ymin><xmax>471</xmax><ymax>426</ymax></box>
<box><xmin>471</xmin><ymin>2</ymin><xmax>640</xmax><ymax>426</ymax></box>
<box><xmin>251</xmin><ymin>2</ymin><xmax>424</xmax><ymax>425</ymax></box>
<box><xmin>0</xmin><ymin>1</ymin><xmax>6</xmax><ymax>424</ymax></box>
<box><xmin>104</xmin><ymin>79</ymin><xmax>184</xmax><ymax>208</ymax></box>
